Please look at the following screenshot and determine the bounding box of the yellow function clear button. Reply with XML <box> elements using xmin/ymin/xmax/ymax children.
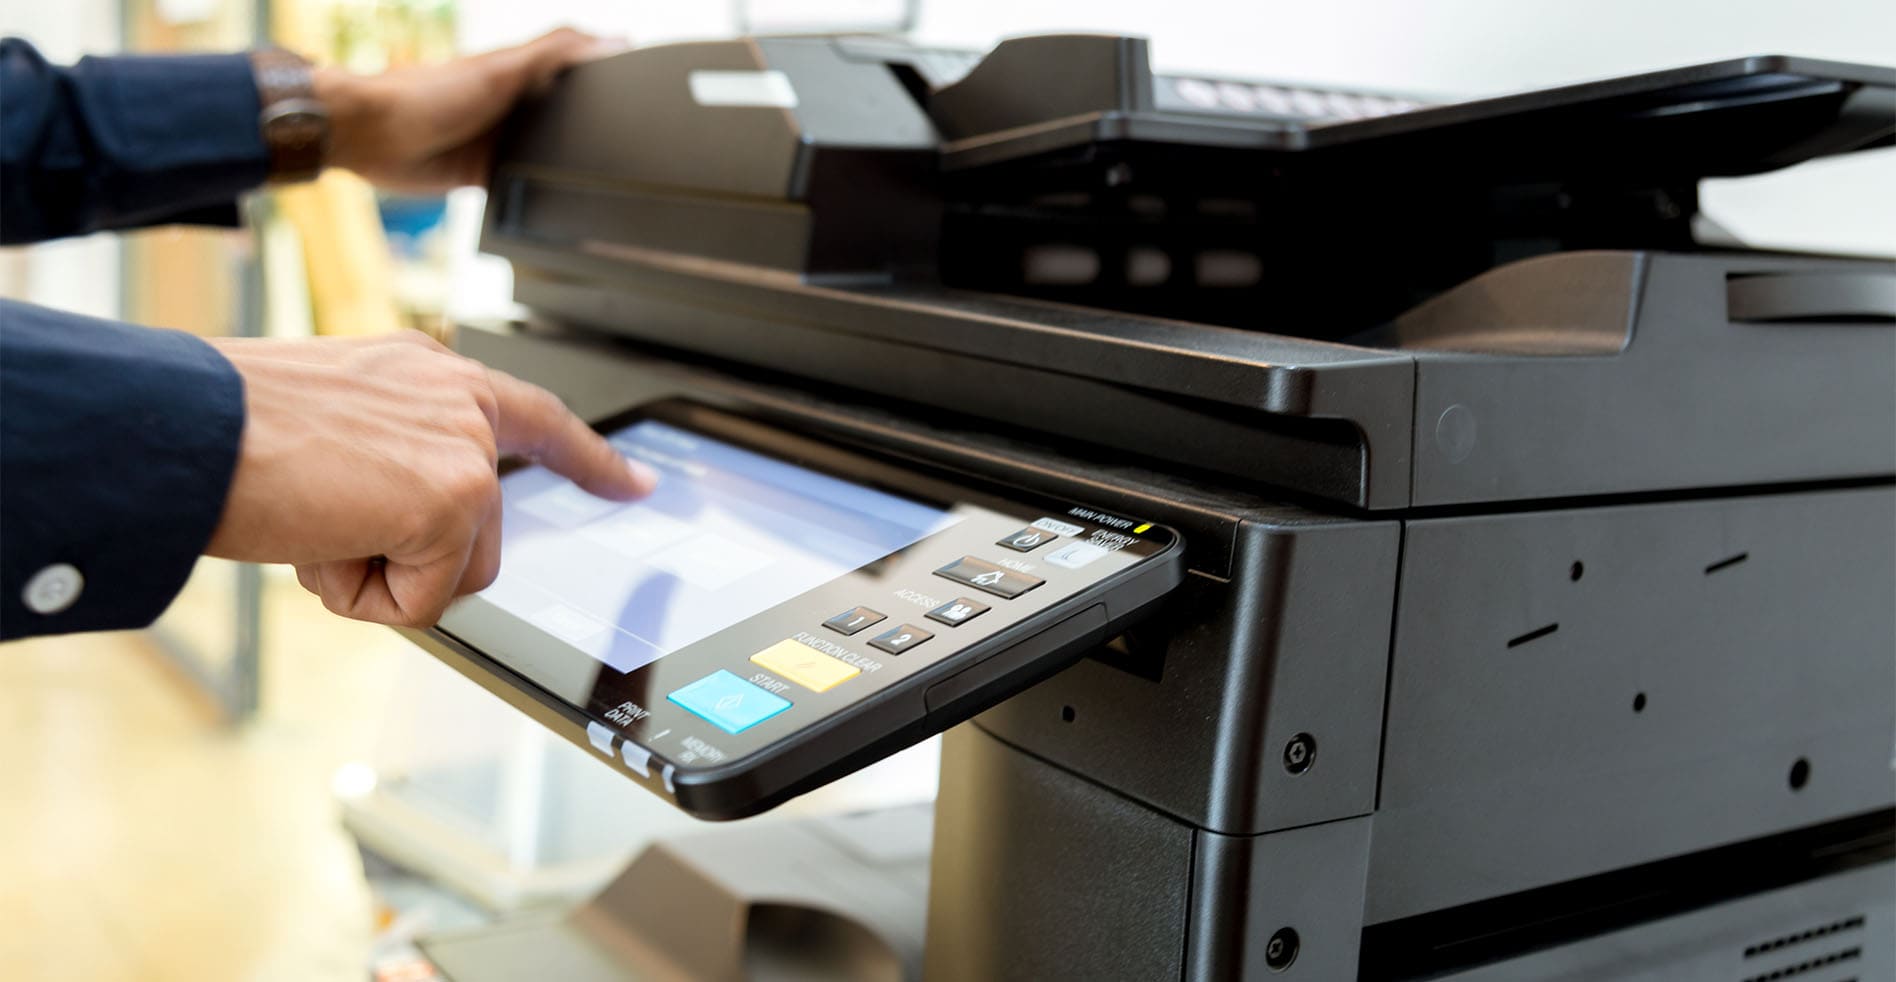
<box><xmin>749</xmin><ymin>639</ymin><xmax>861</xmax><ymax>693</ymax></box>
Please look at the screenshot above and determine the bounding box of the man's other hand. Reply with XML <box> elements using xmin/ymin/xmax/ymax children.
<box><xmin>204</xmin><ymin>331</ymin><xmax>659</xmax><ymax>628</ymax></box>
<box><xmin>315</xmin><ymin>28</ymin><xmax>623</xmax><ymax>193</ymax></box>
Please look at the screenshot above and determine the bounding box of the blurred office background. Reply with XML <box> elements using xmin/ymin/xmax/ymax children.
<box><xmin>0</xmin><ymin>2</ymin><xmax>1891</xmax><ymax>980</ymax></box>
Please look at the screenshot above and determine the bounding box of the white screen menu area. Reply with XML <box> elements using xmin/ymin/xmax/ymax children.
<box><xmin>471</xmin><ymin>419</ymin><xmax>960</xmax><ymax>674</ymax></box>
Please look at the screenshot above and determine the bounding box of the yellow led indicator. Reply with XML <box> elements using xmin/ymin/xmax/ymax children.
<box><xmin>1133</xmin><ymin>523</ymin><xmax>1153</xmax><ymax>534</ymax></box>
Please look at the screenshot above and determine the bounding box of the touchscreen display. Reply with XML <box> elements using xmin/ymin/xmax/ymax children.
<box><xmin>471</xmin><ymin>420</ymin><xmax>959</xmax><ymax>675</ymax></box>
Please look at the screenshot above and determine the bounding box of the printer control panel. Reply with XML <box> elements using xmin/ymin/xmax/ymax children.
<box><xmin>645</xmin><ymin>510</ymin><xmax>1162</xmax><ymax>746</ymax></box>
<box><xmin>434</xmin><ymin>400</ymin><xmax>1182</xmax><ymax>818</ymax></box>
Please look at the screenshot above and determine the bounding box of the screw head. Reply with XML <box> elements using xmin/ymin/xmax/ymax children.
<box><xmin>1265</xmin><ymin>927</ymin><xmax>1300</xmax><ymax>971</ymax></box>
<box><xmin>1283</xmin><ymin>733</ymin><xmax>1316</xmax><ymax>775</ymax></box>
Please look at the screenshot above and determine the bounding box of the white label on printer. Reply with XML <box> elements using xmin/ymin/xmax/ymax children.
<box><xmin>689</xmin><ymin>70</ymin><xmax>799</xmax><ymax>108</ymax></box>
<box><xmin>1031</xmin><ymin>517</ymin><xmax>1087</xmax><ymax>537</ymax></box>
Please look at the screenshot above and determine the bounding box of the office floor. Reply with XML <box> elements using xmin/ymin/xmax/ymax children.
<box><xmin>0</xmin><ymin>571</ymin><xmax>410</xmax><ymax>982</ymax></box>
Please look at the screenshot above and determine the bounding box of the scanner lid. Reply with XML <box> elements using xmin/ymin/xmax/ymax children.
<box><xmin>927</xmin><ymin>36</ymin><xmax>1896</xmax><ymax>179</ymax></box>
<box><xmin>481</xmin><ymin>35</ymin><xmax>1895</xmax><ymax>511</ymax></box>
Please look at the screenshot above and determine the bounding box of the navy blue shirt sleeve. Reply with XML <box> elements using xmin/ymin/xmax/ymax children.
<box><xmin>0</xmin><ymin>300</ymin><xmax>245</xmax><ymax>639</ymax></box>
<box><xmin>0</xmin><ymin>37</ymin><xmax>269</xmax><ymax>244</ymax></box>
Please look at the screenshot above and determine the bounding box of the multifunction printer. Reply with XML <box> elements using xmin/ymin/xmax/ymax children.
<box><xmin>402</xmin><ymin>34</ymin><xmax>1896</xmax><ymax>981</ymax></box>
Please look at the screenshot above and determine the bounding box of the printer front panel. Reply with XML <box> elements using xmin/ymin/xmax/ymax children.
<box><xmin>968</xmin><ymin>514</ymin><xmax>1401</xmax><ymax>838</ymax></box>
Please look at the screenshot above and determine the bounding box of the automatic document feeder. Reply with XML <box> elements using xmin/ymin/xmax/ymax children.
<box><xmin>401</xmin><ymin>34</ymin><xmax>1896</xmax><ymax>981</ymax></box>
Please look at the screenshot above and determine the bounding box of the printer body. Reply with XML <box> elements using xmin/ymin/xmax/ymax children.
<box><xmin>424</xmin><ymin>35</ymin><xmax>1896</xmax><ymax>981</ymax></box>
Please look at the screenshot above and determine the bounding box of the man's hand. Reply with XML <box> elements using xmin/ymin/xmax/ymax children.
<box><xmin>315</xmin><ymin>29</ymin><xmax>623</xmax><ymax>193</ymax></box>
<box><xmin>204</xmin><ymin>331</ymin><xmax>658</xmax><ymax>627</ymax></box>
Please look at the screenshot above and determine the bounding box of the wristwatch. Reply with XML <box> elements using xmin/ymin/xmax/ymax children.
<box><xmin>250</xmin><ymin>47</ymin><xmax>330</xmax><ymax>184</ymax></box>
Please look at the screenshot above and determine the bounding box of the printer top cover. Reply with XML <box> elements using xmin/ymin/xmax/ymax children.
<box><xmin>481</xmin><ymin>34</ymin><xmax>1896</xmax><ymax>511</ymax></box>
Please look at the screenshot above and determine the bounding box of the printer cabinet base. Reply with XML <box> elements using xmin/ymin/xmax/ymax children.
<box><xmin>1432</xmin><ymin>860</ymin><xmax>1894</xmax><ymax>982</ymax></box>
<box><xmin>927</xmin><ymin>728</ymin><xmax>1895</xmax><ymax>982</ymax></box>
<box><xmin>925</xmin><ymin>724</ymin><xmax>1374</xmax><ymax>981</ymax></box>
<box><xmin>925</xmin><ymin>723</ymin><xmax>1196</xmax><ymax>982</ymax></box>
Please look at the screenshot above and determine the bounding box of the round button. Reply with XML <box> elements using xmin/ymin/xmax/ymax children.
<box><xmin>23</xmin><ymin>563</ymin><xmax>84</xmax><ymax>615</ymax></box>
<box><xmin>1435</xmin><ymin>404</ymin><xmax>1478</xmax><ymax>463</ymax></box>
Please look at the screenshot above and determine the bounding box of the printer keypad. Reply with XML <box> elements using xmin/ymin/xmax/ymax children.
<box><xmin>869</xmin><ymin>623</ymin><xmax>933</xmax><ymax>655</ymax></box>
<box><xmin>996</xmin><ymin>527</ymin><xmax>1060</xmax><ymax>552</ymax></box>
<box><xmin>927</xmin><ymin>597</ymin><xmax>991</xmax><ymax>627</ymax></box>
<box><xmin>935</xmin><ymin>556</ymin><xmax>1044</xmax><ymax>599</ymax></box>
<box><xmin>823</xmin><ymin>606</ymin><xmax>886</xmax><ymax>636</ymax></box>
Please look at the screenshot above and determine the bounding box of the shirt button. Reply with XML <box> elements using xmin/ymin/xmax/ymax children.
<box><xmin>23</xmin><ymin>563</ymin><xmax>84</xmax><ymax>615</ymax></box>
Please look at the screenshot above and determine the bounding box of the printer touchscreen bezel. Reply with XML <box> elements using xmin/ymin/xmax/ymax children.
<box><xmin>424</xmin><ymin>398</ymin><xmax>1183</xmax><ymax>819</ymax></box>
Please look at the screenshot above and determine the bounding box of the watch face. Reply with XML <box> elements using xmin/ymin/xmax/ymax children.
<box><xmin>250</xmin><ymin>49</ymin><xmax>329</xmax><ymax>181</ymax></box>
<box><xmin>260</xmin><ymin>101</ymin><xmax>331</xmax><ymax>179</ymax></box>
<box><xmin>270</xmin><ymin>111</ymin><xmax>327</xmax><ymax>149</ymax></box>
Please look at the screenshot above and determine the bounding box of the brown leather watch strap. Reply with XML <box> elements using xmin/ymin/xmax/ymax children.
<box><xmin>250</xmin><ymin>47</ymin><xmax>330</xmax><ymax>184</ymax></box>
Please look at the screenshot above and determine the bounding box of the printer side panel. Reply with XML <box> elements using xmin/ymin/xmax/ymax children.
<box><xmin>1369</xmin><ymin>485</ymin><xmax>1896</xmax><ymax>924</ymax></box>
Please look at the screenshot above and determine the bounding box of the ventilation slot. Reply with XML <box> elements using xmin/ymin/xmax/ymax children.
<box><xmin>1743</xmin><ymin>915</ymin><xmax>1865</xmax><ymax>959</ymax></box>
<box><xmin>1705</xmin><ymin>552</ymin><xmax>1749</xmax><ymax>575</ymax></box>
<box><xmin>1506</xmin><ymin>623</ymin><xmax>1558</xmax><ymax>649</ymax></box>
<box><xmin>1738</xmin><ymin>946</ymin><xmax>1860</xmax><ymax>982</ymax></box>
